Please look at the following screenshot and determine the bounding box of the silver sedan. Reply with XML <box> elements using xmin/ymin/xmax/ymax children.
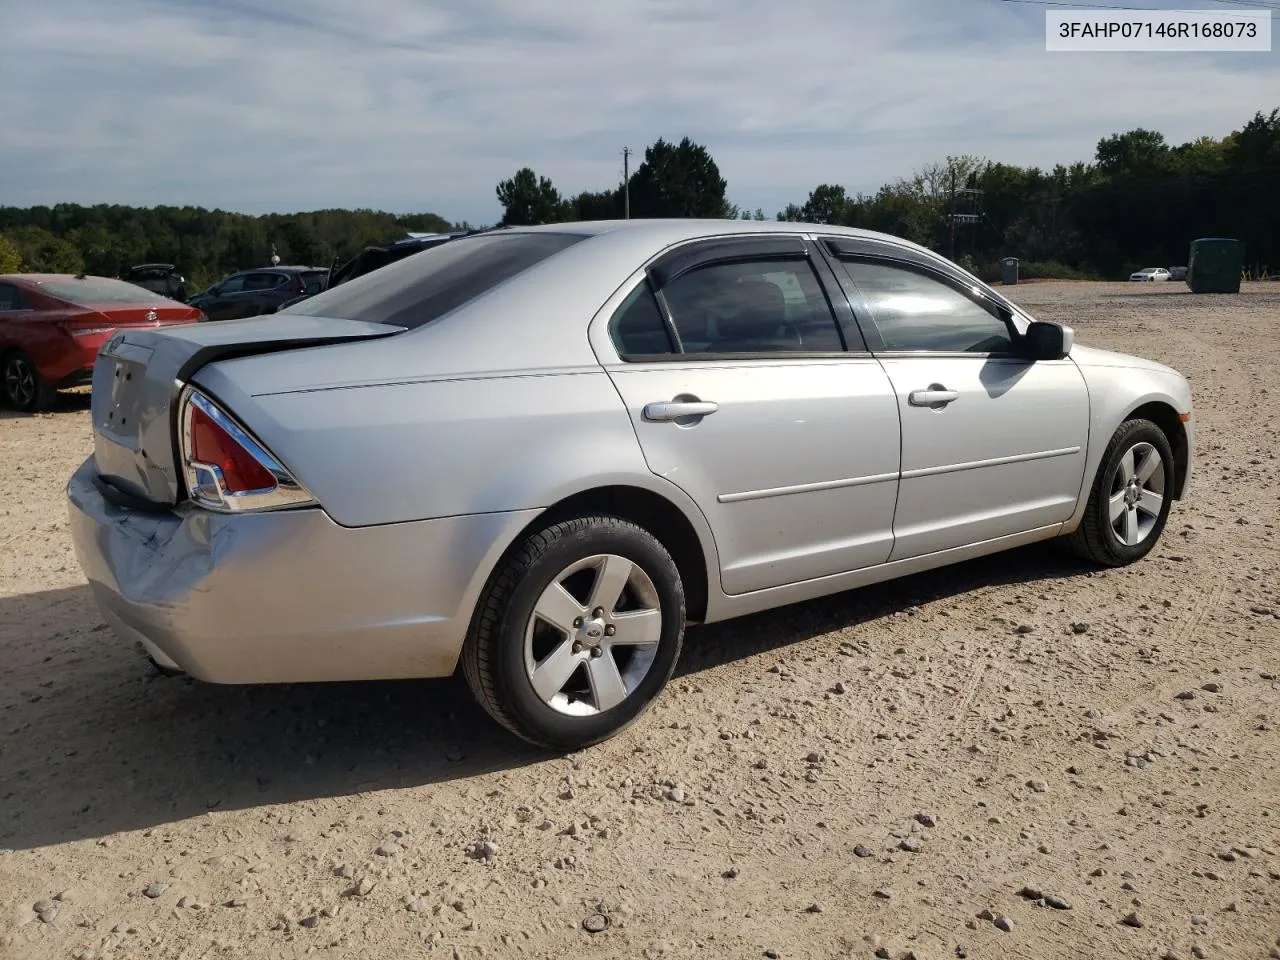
<box><xmin>67</xmin><ymin>220</ymin><xmax>1194</xmax><ymax>750</ymax></box>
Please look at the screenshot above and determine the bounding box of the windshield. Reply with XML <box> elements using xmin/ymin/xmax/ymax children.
<box><xmin>37</xmin><ymin>277</ymin><xmax>172</xmax><ymax>305</ymax></box>
<box><xmin>282</xmin><ymin>231</ymin><xmax>587</xmax><ymax>329</ymax></box>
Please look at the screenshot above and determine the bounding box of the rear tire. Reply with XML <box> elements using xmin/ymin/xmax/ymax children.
<box><xmin>2</xmin><ymin>350</ymin><xmax>56</xmax><ymax>413</ymax></box>
<box><xmin>461</xmin><ymin>515</ymin><xmax>685</xmax><ymax>751</ymax></box>
<box><xmin>1068</xmin><ymin>418</ymin><xmax>1174</xmax><ymax>567</ymax></box>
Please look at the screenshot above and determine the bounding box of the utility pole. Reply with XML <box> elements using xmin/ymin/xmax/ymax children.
<box><xmin>622</xmin><ymin>146</ymin><xmax>632</xmax><ymax>219</ymax></box>
<box><xmin>947</xmin><ymin>164</ymin><xmax>957</xmax><ymax>260</ymax></box>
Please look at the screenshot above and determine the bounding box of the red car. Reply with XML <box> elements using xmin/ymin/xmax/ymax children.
<box><xmin>0</xmin><ymin>274</ymin><xmax>205</xmax><ymax>412</ymax></box>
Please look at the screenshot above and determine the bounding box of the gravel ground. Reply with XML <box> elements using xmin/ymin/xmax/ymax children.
<box><xmin>2</xmin><ymin>281</ymin><xmax>1278</xmax><ymax>960</ymax></box>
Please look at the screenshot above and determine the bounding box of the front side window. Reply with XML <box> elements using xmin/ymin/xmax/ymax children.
<box><xmin>842</xmin><ymin>260</ymin><xmax>1014</xmax><ymax>354</ymax></box>
<box><xmin>660</xmin><ymin>259</ymin><xmax>844</xmax><ymax>354</ymax></box>
<box><xmin>217</xmin><ymin>275</ymin><xmax>247</xmax><ymax>295</ymax></box>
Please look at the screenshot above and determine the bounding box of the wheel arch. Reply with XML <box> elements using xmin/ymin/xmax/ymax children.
<box><xmin>1066</xmin><ymin>378</ymin><xmax>1193</xmax><ymax>533</ymax></box>
<box><xmin>468</xmin><ymin>481</ymin><xmax>718</xmax><ymax>629</ymax></box>
<box><xmin>1125</xmin><ymin>400</ymin><xmax>1189</xmax><ymax>500</ymax></box>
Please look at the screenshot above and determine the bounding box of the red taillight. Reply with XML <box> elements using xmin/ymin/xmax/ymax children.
<box><xmin>189</xmin><ymin>404</ymin><xmax>276</xmax><ymax>492</ymax></box>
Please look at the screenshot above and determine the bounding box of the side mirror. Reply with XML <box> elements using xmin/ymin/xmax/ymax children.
<box><xmin>1022</xmin><ymin>320</ymin><xmax>1074</xmax><ymax>361</ymax></box>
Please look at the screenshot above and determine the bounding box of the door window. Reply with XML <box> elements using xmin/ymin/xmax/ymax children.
<box><xmin>217</xmin><ymin>275</ymin><xmax>247</xmax><ymax>295</ymax></box>
<box><xmin>608</xmin><ymin>283</ymin><xmax>675</xmax><ymax>356</ymax></box>
<box><xmin>242</xmin><ymin>272</ymin><xmax>283</xmax><ymax>291</ymax></box>
<box><xmin>0</xmin><ymin>283</ymin><xmax>32</xmax><ymax>311</ymax></box>
<box><xmin>842</xmin><ymin>260</ymin><xmax>1014</xmax><ymax>354</ymax></box>
<box><xmin>608</xmin><ymin>259</ymin><xmax>845</xmax><ymax>358</ymax></box>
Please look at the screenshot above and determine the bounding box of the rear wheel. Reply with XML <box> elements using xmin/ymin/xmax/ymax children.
<box><xmin>461</xmin><ymin>515</ymin><xmax>685</xmax><ymax>751</ymax></box>
<box><xmin>1069</xmin><ymin>418</ymin><xmax>1174</xmax><ymax>566</ymax></box>
<box><xmin>2</xmin><ymin>350</ymin><xmax>56</xmax><ymax>413</ymax></box>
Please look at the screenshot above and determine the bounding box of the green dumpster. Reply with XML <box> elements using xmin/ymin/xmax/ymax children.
<box><xmin>1187</xmin><ymin>238</ymin><xmax>1244</xmax><ymax>294</ymax></box>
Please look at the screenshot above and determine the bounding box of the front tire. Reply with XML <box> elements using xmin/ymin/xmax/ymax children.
<box><xmin>2</xmin><ymin>350</ymin><xmax>56</xmax><ymax>413</ymax></box>
<box><xmin>1069</xmin><ymin>418</ymin><xmax>1175</xmax><ymax>566</ymax></box>
<box><xmin>461</xmin><ymin>515</ymin><xmax>685</xmax><ymax>751</ymax></box>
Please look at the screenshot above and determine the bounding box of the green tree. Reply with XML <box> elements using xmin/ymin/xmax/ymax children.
<box><xmin>800</xmin><ymin>184</ymin><xmax>853</xmax><ymax>225</ymax></box>
<box><xmin>1095</xmin><ymin>129</ymin><xmax>1171</xmax><ymax>176</ymax></box>
<box><xmin>7</xmin><ymin>225</ymin><xmax>84</xmax><ymax>273</ymax></box>
<box><xmin>569</xmin><ymin>189</ymin><xmax>623</xmax><ymax>220</ymax></box>
<box><xmin>0</xmin><ymin>233</ymin><xmax>22</xmax><ymax>273</ymax></box>
<box><xmin>1226</xmin><ymin>108</ymin><xmax>1280</xmax><ymax>168</ymax></box>
<box><xmin>496</xmin><ymin>167</ymin><xmax>568</xmax><ymax>226</ymax></box>
<box><xmin>628</xmin><ymin>137</ymin><xmax>727</xmax><ymax>218</ymax></box>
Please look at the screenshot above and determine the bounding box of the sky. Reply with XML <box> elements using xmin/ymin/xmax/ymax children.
<box><xmin>1</xmin><ymin>0</ymin><xmax>1276</xmax><ymax>226</ymax></box>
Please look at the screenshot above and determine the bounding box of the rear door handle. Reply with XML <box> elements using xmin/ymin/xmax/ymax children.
<box><xmin>908</xmin><ymin>387</ymin><xmax>959</xmax><ymax>407</ymax></box>
<box><xmin>643</xmin><ymin>400</ymin><xmax>719</xmax><ymax>422</ymax></box>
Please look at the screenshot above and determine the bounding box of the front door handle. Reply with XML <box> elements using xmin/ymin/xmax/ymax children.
<box><xmin>643</xmin><ymin>399</ymin><xmax>719</xmax><ymax>422</ymax></box>
<box><xmin>908</xmin><ymin>386</ymin><xmax>959</xmax><ymax>408</ymax></box>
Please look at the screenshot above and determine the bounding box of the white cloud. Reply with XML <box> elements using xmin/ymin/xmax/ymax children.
<box><xmin>0</xmin><ymin>0</ymin><xmax>1274</xmax><ymax>224</ymax></box>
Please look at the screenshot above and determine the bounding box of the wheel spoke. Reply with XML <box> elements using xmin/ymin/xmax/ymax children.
<box><xmin>587</xmin><ymin>555</ymin><xmax>632</xmax><ymax>615</ymax></box>
<box><xmin>609</xmin><ymin>608</ymin><xmax>662</xmax><ymax>646</ymax></box>
<box><xmin>530</xmin><ymin>638</ymin><xmax>580</xmax><ymax>702</ymax></box>
<box><xmin>586</xmin><ymin>652</ymin><xmax>629</xmax><ymax>711</ymax></box>
<box><xmin>1135</xmin><ymin>448</ymin><xmax>1160</xmax><ymax>484</ymax></box>
<box><xmin>1118</xmin><ymin>449</ymin><xmax>1136</xmax><ymax>483</ymax></box>
<box><xmin>1123</xmin><ymin>506</ymin><xmax>1140</xmax><ymax>545</ymax></box>
<box><xmin>1108</xmin><ymin>490</ymin><xmax>1127</xmax><ymax>523</ymax></box>
<box><xmin>1137</xmin><ymin>489</ymin><xmax>1163</xmax><ymax>518</ymax></box>
<box><xmin>533</xmin><ymin>583</ymin><xmax>585</xmax><ymax>635</ymax></box>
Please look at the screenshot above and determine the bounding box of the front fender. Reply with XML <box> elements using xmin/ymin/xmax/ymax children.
<box><xmin>1067</xmin><ymin>357</ymin><xmax>1194</xmax><ymax>530</ymax></box>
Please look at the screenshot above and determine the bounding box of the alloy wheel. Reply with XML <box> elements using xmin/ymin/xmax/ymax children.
<box><xmin>523</xmin><ymin>554</ymin><xmax>663</xmax><ymax>716</ymax></box>
<box><xmin>4</xmin><ymin>356</ymin><xmax>35</xmax><ymax>408</ymax></box>
<box><xmin>1108</xmin><ymin>441</ymin><xmax>1166</xmax><ymax>546</ymax></box>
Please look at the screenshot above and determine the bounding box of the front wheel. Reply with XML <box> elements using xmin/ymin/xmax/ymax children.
<box><xmin>461</xmin><ymin>516</ymin><xmax>685</xmax><ymax>751</ymax></box>
<box><xmin>1068</xmin><ymin>418</ymin><xmax>1175</xmax><ymax>566</ymax></box>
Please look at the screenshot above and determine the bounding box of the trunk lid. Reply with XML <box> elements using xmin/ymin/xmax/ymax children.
<box><xmin>90</xmin><ymin>314</ymin><xmax>402</xmax><ymax>505</ymax></box>
<box><xmin>87</xmin><ymin>303</ymin><xmax>202</xmax><ymax>327</ymax></box>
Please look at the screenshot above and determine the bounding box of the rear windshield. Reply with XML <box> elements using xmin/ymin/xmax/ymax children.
<box><xmin>282</xmin><ymin>231</ymin><xmax>587</xmax><ymax>329</ymax></box>
<box><xmin>37</xmin><ymin>278</ymin><xmax>171</xmax><ymax>305</ymax></box>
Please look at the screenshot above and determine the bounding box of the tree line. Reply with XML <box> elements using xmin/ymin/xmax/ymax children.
<box><xmin>495</xmin><ymin>110</ymin><xmax>1279</xmax><ymax>281</ymax></box>
<box><xmin>1</xmin><ymin>108</ymin><xmax>1275</xmax><ymax>288</ymax></box>
<box><xmin>0</xmin><ymin>206</ymin><xmax>470</xmax><ymax>291</ymax></box>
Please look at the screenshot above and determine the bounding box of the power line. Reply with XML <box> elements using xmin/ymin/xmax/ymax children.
<box><xmin>998</xmin><ymin>0</ymin><xmax>1280</xmax><ymax>13</ymax></box>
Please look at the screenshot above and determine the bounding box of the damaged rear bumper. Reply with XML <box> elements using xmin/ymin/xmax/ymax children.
<box><xmin>65</xmin><ymin>456</ymin><xmax>538</xmax><ymax>683</ymax></box>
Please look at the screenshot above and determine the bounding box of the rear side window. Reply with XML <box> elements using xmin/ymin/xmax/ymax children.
<box><xmin>609</xmin><ymin>283</ymin><xmax>674</xmax><ymax>356</ymax></box>
<box><xmin>301</xmin><ymin>271</ymin><xmax>327</xmax><ymax>294</ymax></box>
<box><xmin>243</xmin><ymin>273</ymin><xmax>283</xmax><ymax>291</ymax></box>
<box><xmin>35</xmin><ymin>278</ymin><xmax>168</xmax><ymax>305</ymax></box>
<box><xmin>663</xmin><ymin>259</ymin><xmax>845</xmax><ymax>354</ymax></box>
<box><xmin>284</xmin><ymin>232</ymin><xmax>587</xmax><ymax>329</ymax></box>
<box><xmin>0</xmin><ymin>283</ymin><xmax>33</xmax><ymax>310</ymax></box>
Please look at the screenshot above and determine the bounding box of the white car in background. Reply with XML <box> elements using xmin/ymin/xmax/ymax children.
<box><xmin>1129</xmin><ymin>267</ymin><xmax>1171</xmax><ymax>282</ymax></box>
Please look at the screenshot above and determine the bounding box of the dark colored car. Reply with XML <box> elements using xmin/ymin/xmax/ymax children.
<box><xmin>121</xmin><ymin>263</ymin><xmax>190</xmax><ymax>302</ymax></box>
<box><xmin>0</xmin><ymin>274</ymin><xmax>203</xmax><ymax>411</ymax></box>
<box><xmin>189</xmin><ymin>266</ymin><xmax>328</xmax><ymax>322</ymax></box>
<box><xmin>279</xmin><ymin>233</ymin><xmax>473</xmax><ymax>310</ymax></box>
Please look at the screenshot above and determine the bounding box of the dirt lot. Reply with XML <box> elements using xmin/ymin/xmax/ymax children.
<box><xmin>2</xmin><ymin>281</ymin><xmax>1278</xmax><ymax>960</ymax></box>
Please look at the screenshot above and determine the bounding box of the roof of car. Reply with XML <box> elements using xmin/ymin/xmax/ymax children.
<box><xmin>491</xmin><ymin>218</ymin><xmax>941</xmax><ymax>257</ymax></box>
<box><xmin>1</xmin><ymin>273</ymin><xmax>124</xmax><ymax>284</ymax></box>
<box><xmin>231</xmin><ymin>265</ymin><xmax>327</xmax><ymax>274</ymax></box>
